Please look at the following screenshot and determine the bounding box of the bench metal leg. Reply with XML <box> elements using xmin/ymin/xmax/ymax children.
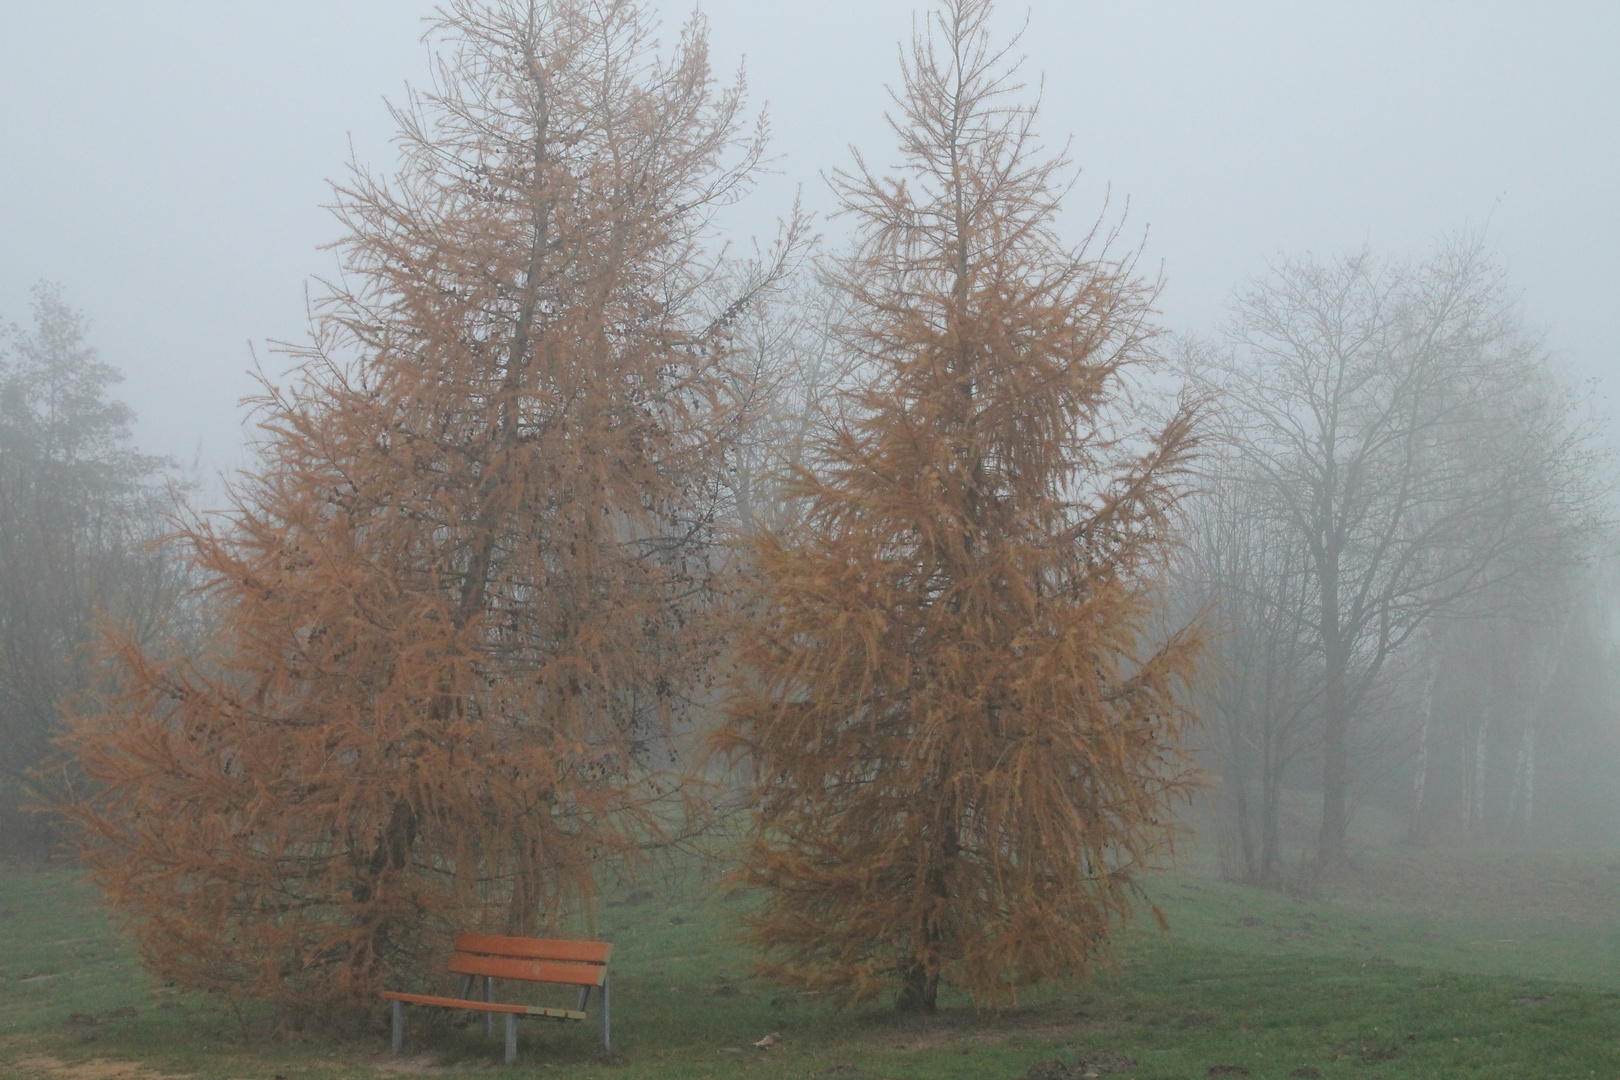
<box><xmin>504</xmin><ymin>1011</ymin><xmax>517</xmax><ymax>1065</ymax></box>
<box><xmin>484</xmin><ymin>975</ymin><xmax>493</xmax><ymax>1037</ymax></box>
<box><xmin>577</xmin><ymin>985</ymin><xmax>590</xmax><ymax>1011</ymax></box>
<box><xmin>599</xmin><ymin>970</ymin><xmax>610</xmax><ymax>1052</ymax></box>
<box><xmin>391</xmin><ymin>999</ymin><xmax>403</xmax><ymax>1053</ymax></box>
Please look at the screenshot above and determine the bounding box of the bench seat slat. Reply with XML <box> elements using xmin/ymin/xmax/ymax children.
<box><xmin>380</xmin><ymin>990</ymin><xmax>585</xmax><ymax>1021</ymax></box>
<box><xmin>454</xmin><ymin>933</ymin><xmax>612</xmax><ymax>965</ymax></box>
<box><xmin>448</xmin><ymin>953</ymin><xmax>606</xmax><ymax>986</ymax></box>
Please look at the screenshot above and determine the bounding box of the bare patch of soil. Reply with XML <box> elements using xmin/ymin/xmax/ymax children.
<box><xmin>1075</xmin><ymin>1048</ymin><xmax>1138</xmax><ymax>1073</ymax></box>
<box><xmin>63</xmin><ymin>1008</ymin><xmax>138</xmax><ymax>1028</ymax></box>
<box><xmin>366</xmin><ymin>1062</ymin><xmax>466</xmax><ymax>1075</ymax></box>
<box><xmin>1334</xmin><ymin>1041</ymin><xmax>1405</xmax><ymax>1062</ymax></box>
<box><xmin>1024</xmin><ymin>1062</ymin><xmax>1076</xmax><ymax>1080</ymax></box>
<box><xmin>1023</xmin><ymin>1050</ymin><xmax>1138</xmax><ymax>1079</ymax></box>
<box><xmin>13</xmin><ymin>1057</ymin><xmax>189</xmax><ymax>1080</ymax></box>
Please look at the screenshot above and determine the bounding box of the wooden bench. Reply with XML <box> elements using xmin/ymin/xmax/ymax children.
<box><xmin>381</xmin><ymin>933</ymin><xmax>612</xmax><ymax>1063</ymax></box>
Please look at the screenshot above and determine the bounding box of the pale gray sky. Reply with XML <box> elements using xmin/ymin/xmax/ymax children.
<box><xmin>2</xmin><ymin>1</ymin><xmax>1615</xmax><ymax>477</ymax></box>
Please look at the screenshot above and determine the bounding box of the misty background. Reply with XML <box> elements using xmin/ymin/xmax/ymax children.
<box><xmin>6</xmin><ymin>8</ymin><xmax>1620</xmax><ymax>1076</ymax></box>
<box><xmin>1</xmin><ymin>0</ymin><xmax>1617</xmax><ymax>871</ymax></box>
<box><xmin>1</xmin><ymin>1</ymin><xmax>1614</xmax><ymax>475</ymax></box>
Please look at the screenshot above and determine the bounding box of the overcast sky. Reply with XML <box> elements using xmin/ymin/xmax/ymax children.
<box><xmin>1</xmin><ymin>1</ymin><xmax>1615</xmax><ymax>480</ymax></box>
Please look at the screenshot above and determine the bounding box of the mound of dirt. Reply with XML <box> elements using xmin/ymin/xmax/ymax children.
<box><xmin>1023</xmin><ymin>1048</ymin><xmax>1138</xmax><ymax>1078</ymax></box>
<box><xmin>1024</xmin><ymin>1062</ymin><xmax>1074</xmax><ymax>1080</ymax></box>
<box><xmin>1076</xmin><ymin>1049</ymin><xmax>1138</xmax><ymax>1073</ymax></box>
<box><xmin>1335</xmin><ymin>1041</ymin><xmax>1405</xmax><ymax>1062</ymax></box>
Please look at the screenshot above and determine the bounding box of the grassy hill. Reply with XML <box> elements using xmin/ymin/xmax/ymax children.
<box><xmin>4</xmin><ymin>847</ymin><xmax>1619</xmax><ymax>1079</ymax></box>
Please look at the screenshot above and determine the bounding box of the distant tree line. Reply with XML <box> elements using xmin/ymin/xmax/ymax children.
<box><xmin>1177</xmin><ymin>242</ymin><xmax>1614</xmax><ymax>883</ymax></box>
<box><xmin>0</xmin><ymin>0</ymin><xmax>1605</xmax><ymax>1027</ymax></box>
<box><xmin>0</xmin><ymin>284</ymin><xmax>194</xmax><ymax>863</ymax></box>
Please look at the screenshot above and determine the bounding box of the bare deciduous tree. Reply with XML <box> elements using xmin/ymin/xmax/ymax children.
<box><xmin>1178</xmin><ymin>461</ymin><xmax>1319</xmax><ymax>883</ymax></box>
<box><xmin>1188</xmin><ymin>236</ymin><xmax>1609</xmax><ymax>867</ymax></box>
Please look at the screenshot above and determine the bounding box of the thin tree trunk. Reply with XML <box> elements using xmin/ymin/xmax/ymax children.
<box><xmin>1523</xmin><ymin>726</ymin><xmax>1535</xmax><ymax>842</ymax></box>
<box><xmin>1234</xmin><ymin>779</ymin><xmax>1256</xmax><ymax>882</ymax></box>
<box><xmin>1408</xmin><ymin>640</ymin><xmax>1436</xmax><ymax>840</ymax></box>
<box><xmin>1229</xmin><ymin>717</ymin><xmax>1257</xmax><ymax>881</ymax></box>
<box><xmin>1508</xmin><ymin>725</ymin><xmax>1535</xmax><ymax>843</ymax></box>
<box><xmin>1317</xmin><ymin>549</ymin><xmax>1350</xmax><ymax>866</ymax></box>
<box><xmin>1318</xmin><ymin>652</ymin><xmax>1350</xmax><ymax>865</ymax></box>
<box><xmin>1258</xmin><ymin>723</ymin><xmax>1281</xmax><ymax>882</ymax></box>
<box><xmin>1260</xmin><ymin>772</ymin><xmax>1282</xmax><ymax>884</ymax></box>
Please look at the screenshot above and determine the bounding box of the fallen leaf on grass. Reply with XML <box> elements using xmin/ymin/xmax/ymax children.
<box><xmin>753</xmin><ymin>1031</ymin><xmax>782</xmax><ymax>1048</ymax></box>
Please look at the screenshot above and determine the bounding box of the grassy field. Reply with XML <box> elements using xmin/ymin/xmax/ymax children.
<box><xmin>4</xmin><ymin>847</ymin><xmax>1620</xmax><ymax>1079</ymax></box>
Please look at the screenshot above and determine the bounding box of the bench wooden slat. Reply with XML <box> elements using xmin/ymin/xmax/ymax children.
<box><xmin>448</xmin><ymin>952</ymin><xmax>606</xmax><ymax>986</ymax></box>
<box><xmin>380</xmin><ymin>990</ymin><xmax>585</xmax><ymax>1021</ymax></box>
<box><xmin>454</xmin><ymin>933</ymin><xmax>612</xmax><ymax>965</ymax></box>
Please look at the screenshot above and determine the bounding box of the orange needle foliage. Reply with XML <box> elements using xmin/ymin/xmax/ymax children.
<box><xmin>716</xmin><ymin>0</ymin><xmax>1203</xmax><ymax>1013</ymax></box>
<box><xmin>63</xmin><ymin>0</ymin><xmax>771</xmax><ymax>1014</ymax></box>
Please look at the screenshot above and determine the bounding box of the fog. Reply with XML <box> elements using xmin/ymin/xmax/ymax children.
<box><xmin>1</xmin><ymin>1</ymin><xmax>1614</xmax><ymax>474</ymax></box>
<box><xmin>5</xmin><ymin>5</ymin><xmax>1620</xmax><ymax>1069</ymax></box>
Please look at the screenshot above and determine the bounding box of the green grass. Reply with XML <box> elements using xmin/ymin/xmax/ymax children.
<box><xmin>5</xmin><ymin>847</ymin><xmax>1620</xmax><ymax>1079</ymax></box>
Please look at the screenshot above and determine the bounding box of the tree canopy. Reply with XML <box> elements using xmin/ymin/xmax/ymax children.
<box><xmin>717</xmin><ymin>0</ymin><xmax>1203</xmax><ymax>1012</ymax></box>
<box><xmin>64</xmin><ymin>0</ymin><xmax>778</xmax><ymax>1012</ymax></box>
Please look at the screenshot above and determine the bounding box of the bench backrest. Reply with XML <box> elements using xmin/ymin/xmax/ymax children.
<box><xmin>449</xmin><ymin>933</ymin><xmax>611</xmax><ymax>988</ymax></box>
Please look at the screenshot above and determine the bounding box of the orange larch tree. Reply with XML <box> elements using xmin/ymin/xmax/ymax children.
<box><xmin>63</xmin><ymin>0</ymin><xmax>783</xmax><ymax>1013</ymax></box>
<box><xmin>717</xmin><ymin>0</ymin><xmax>1203</xmax><ymax>1013</ymax></box>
